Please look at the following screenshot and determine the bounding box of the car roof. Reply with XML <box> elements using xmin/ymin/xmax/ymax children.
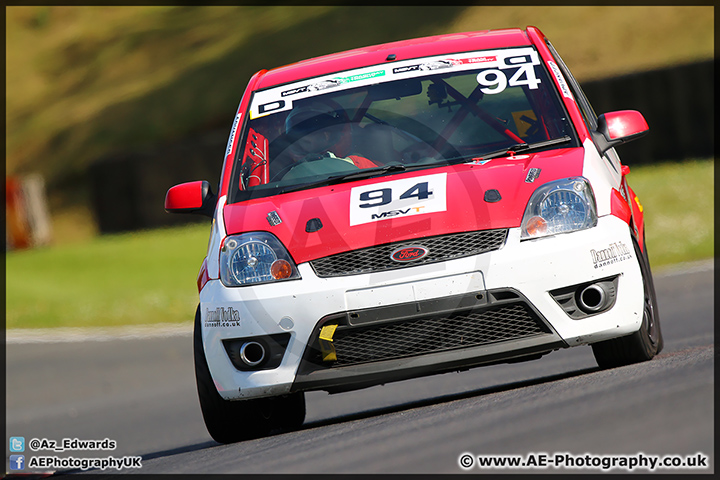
<box><xmin>254</xmin><ymin>28</ymin><xmax>535</xmax><ymax>90</ymax></box>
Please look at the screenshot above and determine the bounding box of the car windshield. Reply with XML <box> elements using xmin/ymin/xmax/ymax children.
<box><xmin>229</xmin><ymin>46</ymin><xmax>577</xmax><ymax>203</ymax></box>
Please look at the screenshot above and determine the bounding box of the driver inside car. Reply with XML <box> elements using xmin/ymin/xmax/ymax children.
<box><xmin>283</xmin><ymin>99</ymin><xmax>378</xmax><ymax>170</ymax></box>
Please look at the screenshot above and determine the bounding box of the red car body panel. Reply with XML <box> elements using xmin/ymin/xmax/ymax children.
<box><xmin>610</xmin><ymin>188</ymin><xmax>632</xmax><ymax>226</ymax></box>
<box><xmin>254</xmin><ymin>29</ymin><xmax>533</xmax><ymax>91</ymax></box>
<box><xmin>626</xmin><ymin>182</ymin><xmax>646</xmax><ymax>250</ymax></box>
<box><xmin>223</xmin><ymin>148</ymin><xmax>584</xmax><ymax>265</ymax></box>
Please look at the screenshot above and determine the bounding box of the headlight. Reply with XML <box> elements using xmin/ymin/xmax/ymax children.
<box><xmin>521</xmin><ymin>177</ymin><xmax>597</xmax><ymax>239</ymax></box>
<box><xmin>219</xmin><ymin>232</ymin><xmax>301</xmax><ymax>287</ymax></box>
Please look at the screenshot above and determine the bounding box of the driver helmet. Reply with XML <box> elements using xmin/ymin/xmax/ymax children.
<box><xmin>284</xmin><ymin>98</ymin><xmax>352</xmax><ymax>157</ymax></box>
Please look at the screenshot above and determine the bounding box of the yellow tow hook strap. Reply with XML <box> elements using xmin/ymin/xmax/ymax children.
<box><xmin>319</xmin><ymin>324</ymin><xmax>338</xmax><ymax>341</ymax></box>
<box><xmin>319</xmin><ymin>324</ymin><xmax>338</xmax><ymax>362</ymax></box>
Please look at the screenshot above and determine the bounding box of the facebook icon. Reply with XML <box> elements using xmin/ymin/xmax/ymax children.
<box><xmin>10</xmin><ymin>455</ymin><xmax>25</xmax><ymax>470</ymax></box>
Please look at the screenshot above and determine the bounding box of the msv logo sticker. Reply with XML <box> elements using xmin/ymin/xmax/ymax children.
<box><xmin>349</xmin><ymin>173</ymin><xmax>447</xmax><ymax>226</ymax></box>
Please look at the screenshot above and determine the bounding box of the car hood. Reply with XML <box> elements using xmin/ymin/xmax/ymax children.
<box><xmin>223</xmin><ymin>148</ymin><xmax>584</xmax><ymax>265</ymax></box>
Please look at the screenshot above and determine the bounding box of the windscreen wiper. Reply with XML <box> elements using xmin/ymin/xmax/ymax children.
<box><xmin>278</xmin><ymin>163</ymin><xmax>409</xmax><ymax>195</ymax></box>
<box><xmin>278</xmin><ymin>137</ymin><xmax>573</xmax><ymax>194</ymax></box>
<box><xmin>469</xmin><ymin>135</ymin><xmax>573</xmax><ymax>162</ymax></box>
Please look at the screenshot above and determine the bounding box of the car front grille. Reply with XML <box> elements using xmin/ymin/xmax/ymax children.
<box><xmin>302</xmin><ymin>290</ymin><xmax>552</xmax><ymax>369</ymax></box>
<box><xmin>331</xmin><ymin>304</ymin><xmax>544</xmax><ymax>367</ymax></box>
<box><xmin>309</xmin><ymin>229</ymin><xmax>508</xmax><ymax>277</ymax></box>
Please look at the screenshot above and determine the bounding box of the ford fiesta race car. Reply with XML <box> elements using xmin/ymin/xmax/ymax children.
<box><xmin>165</xmin><ymin>26</ymin><xmax>663</xmax><ymax>444</ymax></box>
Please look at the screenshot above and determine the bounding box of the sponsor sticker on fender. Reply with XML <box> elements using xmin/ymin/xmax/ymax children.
<box><xmin>205</xmin><ymin>307</ymin><xmax>241</xmax><ymax>328</ymax></box>
<box><xmin>349</xmin><ymin>173</ymin><xmax>447</xmax><ymax>226</ymax></box>
<box><xmin>591</xmin><ymin>241</ymin><xmax>632</xmax><ymax>269</ymax></box>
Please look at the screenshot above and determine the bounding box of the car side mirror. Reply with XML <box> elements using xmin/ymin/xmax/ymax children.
<box><xmin>164</xmin><ymin>180</ymin><xmax>216</xmax><ymax>218</ymax></box>
<box><xmin>592</xmin><ymin>110</ymin><xmax>649</xmax><ymax>155</ymax></box>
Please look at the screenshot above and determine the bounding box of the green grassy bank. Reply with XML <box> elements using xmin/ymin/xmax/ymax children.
<box><xmin>628</xmin><ymin>159</ymin><xmax>714</xmax><ymax>267</ymax></box>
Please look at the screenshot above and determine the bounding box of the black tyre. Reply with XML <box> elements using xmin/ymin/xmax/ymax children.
<box><xmin>591</xmin><ymin>236</ymin><xmax>663</xmax><ymax>368</ymax></box>
<box><xmin>193</xmin><ymin>306</ymin><xmax>306</xmax><ymax>443</ymax></box>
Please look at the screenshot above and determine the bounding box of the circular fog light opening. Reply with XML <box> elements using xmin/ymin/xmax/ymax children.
<box><xmin>239</xmin><ymin>341</ymin><xmax>266</xmax><ymax>366</ymax></box>
<box><xmin>579</xmin><ymin>285</ymin><xmax>606</xmax><ymax>312</ymax></box>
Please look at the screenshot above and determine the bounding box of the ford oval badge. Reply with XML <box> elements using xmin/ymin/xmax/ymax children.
<box><xmin>391</xmin><ymin>245</ymin><xmax>429</xmax><ymax>263</ymax></box>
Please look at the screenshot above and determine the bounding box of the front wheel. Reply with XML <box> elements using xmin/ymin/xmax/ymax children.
<box><xmin>193</xmin><ymin>306</ymin><xmax>305</xmax><ymax>443</ymax></box>
<box><xmin>591</xmin><ymin>236</ymin><xmax>663</xmax><ymax>368</ymax></box>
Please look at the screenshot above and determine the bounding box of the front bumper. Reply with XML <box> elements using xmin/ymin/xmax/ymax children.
<box><xmin>200</xmin><ymin>215</ymin><xmax>643</xmax><ymax>400</ymax></box>
<box><xmin>292</xmin><ymin>287</ymin><xmax>566</xmax><ymax>394</ymax></box>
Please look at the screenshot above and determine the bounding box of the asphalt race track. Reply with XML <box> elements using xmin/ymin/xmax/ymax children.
<box><xmin>5</xmin><ymin>261</ymin><xmax>714</xmax><ymax>475</ymax></box>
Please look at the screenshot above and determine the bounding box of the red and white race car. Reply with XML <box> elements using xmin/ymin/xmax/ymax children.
<box><xmin>165</xmin><ymin>26</ymin><xmax>663</xmax><ymax>443</ymax></box>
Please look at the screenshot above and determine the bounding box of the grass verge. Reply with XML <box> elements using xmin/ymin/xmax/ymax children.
<box><xmin>627</xmin><ymin>159</ymin><xmax>713</xmax><ymax>267</ymax></box>
<box><xmin>6</xmin><ymin>223</ymin><xmax>210</xmax><ymax>329</ymax></box>
<box><xmin>5</xmin><ymin>158</ymin><xmax>713</xmax><ymax>329</ymax></box>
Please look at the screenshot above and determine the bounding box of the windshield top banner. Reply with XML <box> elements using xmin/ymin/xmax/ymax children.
<box><xmin>250</xmin><ymin>47</ymin><xmax>541</xmax><ymax>119</ymax></box>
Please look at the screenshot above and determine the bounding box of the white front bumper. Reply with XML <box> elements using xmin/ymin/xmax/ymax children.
<box><xmin>200</xmin><ymin>215</ymin><xmax>642</xmax><ymax>400</ymax></box>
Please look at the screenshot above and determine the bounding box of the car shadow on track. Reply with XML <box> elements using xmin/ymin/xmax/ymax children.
<box><xmin>300</xmin><ymin>365</ymin><xmax>601</xmax><ymax>431</ymax></box>
<box><xmin>186</xmin><ymin>365</ymin><xmax>600</xmax><ymax>451</ymax></box>
<box><xmin>134</xmin><ymin>441</ymin><xmax>220</xmax><ymax>462</ymax></box>
<box><xmin>175</xmin><ymin>368</ymin><xmax>601</xmax><ymax>451</ymax></box>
